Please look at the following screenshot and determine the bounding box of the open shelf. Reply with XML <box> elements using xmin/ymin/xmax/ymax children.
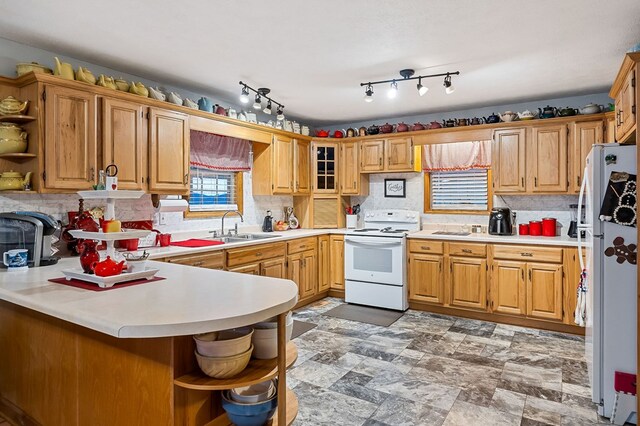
<box><xmin>0</xmin><ymin>115</ymin><xmax>36</xmax><ymax>123</ymax></box>
<box><xmin>68</xmin><ymin>229</ymin><xmax>152</xmax><ymax>241</ymax></box>
<box><xmin>0</xmin><ymin>153</ymin><xmax>36</xmax><ymax>160</ymax></box>
<box><xmin>174</xmin><ymin>342</ymin><xmax>298</xmax><ymax>391</ymax></box>
<box><xmin>204</xmin><ymin>387</ymin><xmax>298</xmax><ymax>426</ymax></box>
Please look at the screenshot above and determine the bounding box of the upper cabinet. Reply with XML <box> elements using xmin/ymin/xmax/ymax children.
<box><xmin>360</xmin><ymin>137</ymin><xmax>415</xmax><ymax>173</ymax></box>
<box><xmin>101</xmin><ymin>98</ymin><xmax>146</xmax><ymax>190</ymax></box>
<box><xmin>610</xmin><ymin>52</ymin><xmax>638</xmax><ymax>144</ymax></box>
<box><xmin>272</xmin><ymin>135</ymin><xmax>293</xmax><ymax>194</ymax></box>
<box><xmin>492</xmin><ymin>128</ymin><xmax>526</xmax><ymax>193</ymax></box>
<box><xmin>148</xmin><ymin>107</ymin><xmax>190</xmax><ymax>194</ymax></box>
<box><xmin>339</xmin><ymin>140</ymin><xmax>368</xmax><ymax>196</ymax></box>
<box><xmin>570</xmin><ymin>120</ymin><xmax>603</xmax><ymax>193</ymax></box>
<box><xmin>252</xmin><ymin>135</ymin><xmax>310</xmax><ymax>196</ymax></box>
<box><xmin>313</xmin><ymin>141</ymin><xmax>338</xmax><ymax>193</ymax></box>
<box><xmin>293</xmin><ymin>139</ymin><xmax>310</xmax><ymax>194</ymax></box>
<box><xmin>43</xmin><ymin>85</ymin><xmax>97</xmax><ymax>190</ymax></box>
<box><xmin>528</xmin><ymin>124</ymin><xmax>568</xmax><ymax>193</ymax></box>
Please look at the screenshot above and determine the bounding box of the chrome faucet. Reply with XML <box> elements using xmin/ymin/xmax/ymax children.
<box><xmin>221</xmin><ymin>210</ymin><xmax>244</xmax><ymax>236</ymax></box>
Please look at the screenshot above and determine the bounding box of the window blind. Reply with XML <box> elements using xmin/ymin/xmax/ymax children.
<box><xmin>430</xmin><ymin>169</ymin><xmax>489</xmax><ymax>211</ymax></box>
<box><xmin>189</xmin><ymin>167</ymin><xmax>238</xmax><ymax>211</ymax></box>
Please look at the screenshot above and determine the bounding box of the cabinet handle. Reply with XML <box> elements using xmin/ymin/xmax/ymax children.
<box><xmin>534</xmin><ymin>177</ymin><xmax>537</xmax><ymax>187</ymax></box>
<box><xmin>521</xmin><ymin>269</ymin><xmax>524</xmax><ymax>280</ymax></box>
<box><xmin>521</xmin><ymin>177</ymin><xmax>524</xmax><ymax>187</ymax></box>
<box><xmin>577</xmin><ymin>176</ymin><xmax>580</xmax><ymax>187</ymax></box>
<box><xmin>529</xmin><ymin>270</ymin><xmax>532</xmax><ymax>281</ymax></box>
<box><xmin>520</xmin><ymin>252</ymin><xmax>533</xmax><ymax>257</ymax></box>
<box><xmin>193</xmin><ymin>261</ymin><xmax>204</xmax><ymax>267</ymax></box>
<box><xmin>255</xmin><ymin>252</ymin><xmax>263</xmax><ymax>257</ymax></box>
<box><xmin>183</xmin><ymin>173</ymin><xmax>188</xmax><ymax>185</ymax></box>
<box><xmin>421</xmin><ymin>246</ymin><xmax>431</xmax><ymax>250</ymax></box>
<box><xmin>462</xmin><ymin>249</ymin><xmax>472</xmax><ymax>254</ymax></box>
<box><xmin>89</xmin><ymin>167</ymin><xmax>95</xmax><ymax>181</ymax></box>
<box><xmin>619</xmin><ymin>110</ymin><xmax>624</xmax><ymax>124</ymax></box>
<box><xmin>353</xmin><ymin>180</ymin><xmax>356</xmax><ymax>188</ymax></box>
<box><xmin>300</xmin><ymin>244</ymin><xmax>306</xmax><ymax>248</ymax></box>
<box><xmin>379</xmin><ymin>158</ymin><xmax>382</xmax><ymax>166</ymax></box>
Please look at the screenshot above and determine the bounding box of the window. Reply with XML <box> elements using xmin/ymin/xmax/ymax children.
<box><xmin>185</xmin><ymin>167</ymin><xmax>243</xmax><ymax>217</ymax></box>
<box><xmin>425</xmin><ymin>169</ymin><xmax>491</xmax><ymax>214</ymax></box>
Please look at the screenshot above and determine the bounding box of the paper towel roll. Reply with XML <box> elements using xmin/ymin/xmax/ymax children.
<box><xmin>156</xmin><ymin>199</ymin><xmax>188</xmax><ymax>213</ymax></box>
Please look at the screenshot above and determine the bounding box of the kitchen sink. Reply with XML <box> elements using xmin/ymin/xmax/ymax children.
<box><xmin>210</xmin><ymin>234</ymin><xmax>280</xmax><ymax>244</ymax></box>
<box><xmin>431</xmin><ymin>231</ymin><xmax>471</xmax><ymax>236</ymax></box>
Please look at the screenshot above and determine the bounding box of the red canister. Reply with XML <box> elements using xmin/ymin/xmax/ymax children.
<box><xmin>542</xmin><ymin>218</ymin><xmax>557</xmax><ymax>237</ymax></box>
<box><xmin>519</xmin><ymin>223</ymin><xmax>530</xmax><ymax>235</ymax></box>
<box><xmin>529</xmin><ymin>221</ymin><xmax>542</xmax><ymax>236</ymax></box>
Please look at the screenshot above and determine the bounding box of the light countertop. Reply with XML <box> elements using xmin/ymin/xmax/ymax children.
<box><xmin>0</xmin><ymin>258</ymin><xmax>298</xmax><ymax>339</ymax></box>
<box><xmin>408</xmin><ymin>230</ymin><xmax>579</xmax><ymax>247</ymax></box>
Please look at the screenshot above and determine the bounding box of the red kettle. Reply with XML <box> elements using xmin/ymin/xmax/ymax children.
<box><xmin>92</xmin><ymin>256</ymin><xmax>125</xmax><ymax>277</ymax></box>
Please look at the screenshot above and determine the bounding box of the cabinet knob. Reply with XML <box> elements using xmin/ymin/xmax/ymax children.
<box><xmin>462</xmin><ymin>249</ymin><xmax>472</xmax><ymax>254</ymax></box>
<box><xmin>183</xmin><ymin>173</ymin><xmax>189</xmax><ymax>185</ymax></box>
<box><xmin>520</xmin><ymin>252</ymin><xmax>533</xmax><ymax>257</ymax></box>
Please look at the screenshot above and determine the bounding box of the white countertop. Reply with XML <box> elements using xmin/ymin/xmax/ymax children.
<box><xmin>0</xmin><ymin>258</ymin><xmax>299</xmax><ymax>339</ymax></box>
<box><xmin>408</xmin><ymin>230</ymin><xmax>579</xmax><ymax>247</ymax></box>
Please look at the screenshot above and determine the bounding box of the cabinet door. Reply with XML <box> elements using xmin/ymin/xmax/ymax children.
<box><xmin>318</xmin><ymin>235</ymin><xmax>331</xmax><ymax>292</ymax></box>
<box><xmin>166</xmin><ymin>251</ymin><xmax>224</xmax><ymax>270</ymax></box>
<box><xmin>228</xmin><ymin>263</ymin><xmax>261</xmax><ymax>275</ymax></box>
<box><xmin>530</xmin><ymin>124</ymin><xmax>568</xmax><ymax>193</ymax></box>
<box><xmin>287</xmin><ymin>253</ymin><xmax>304</xmax><ymax>298</ymax></box>
<box><xmin>448</xmin><ymin>256</ymin><xmax>487</xmax><ymax>311</ymax></box>
<box><xmin>385</xmin><ymin>137</ymin><xmax>413</xmax><ymax>171</ymax></box>
<box><xmin>490</xmin><ymin>260</ymin><xmax>526</xmax><ymax>316</ymax></box>
<box><xmin>44</xmin><ymin>85</ymin><xmax>97</xmax><ymax>189</ymax></box>
<box><xmin>272</xmin><ymin>135</ymin><xmax>293</xmax><ymax>194</ymax></box>
<box><xmin>360</xmin><ymin>139</ymin><xmax>385</xmax><ymax>172</ymax></box>
<box><xmin>492</xmin><ymin>128</ymin><xmax>525</xmax><ymax>193</ymax></box>
<box><xmin>408</xmin><ymin>253</ymin><xmax>444</xmax><ymax>305</ymax></box>
<box><xmin>605</xmin><ymin>113</ymin><xmax>616</xmax><ymax>143</ymax></box>
<box><xmin>102</xmin><ymin>98</ymin><xmax>145</xmax><ymax>190</ymax></box>
<box><xmin>300</xmin><ymin>249</ymin><xmax>317</xmax><ymax>300</ymax></box>
<box><xmin>571</xmin><ymin>120</ymin><xmax>603</xmax><ymax>193</ymax></box>
<box><xmin>618</xmin><ymin>67</ymin><xmax>636</xmax><ymax>138</ymax></box>
<box><xmin>148</xmin><ymin>108</ymin><xmax>190</xmax><ymax>193</ymax></box>
<box><xmin>261</xmin><ymin>257</ymin><xmax>286</xmax><ymax>279</ymax></box>
<box><xmin>340</xmin><ymin>141</ymin><xmax>360</xmax><ymax>195</ymax></box>
<box><xmin>329</xmin><ymin>235</ymin><xmax>345</xmax><ymax>289</ymax></box>
<box><xmin>293</xmin><ymin>139</ymin><xmax>310</xmax><ymax>194</ymax></box>
<box><xmin>313</xmin><ymin>142</ymin><xmax>338</xmax><ymax>193</ymax></box>
<box><xmin>526</xmin><ymin>263</ymin><xmax>563</xmax><ymax>321</ymax></box>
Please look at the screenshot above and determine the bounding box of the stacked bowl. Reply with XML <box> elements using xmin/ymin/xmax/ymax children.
<box><xmin>193</xmin><ymin>327</ymin><xmax>254</xmax><ymax>378</ymax></box>
<box><xmin>251</xmin><ymin>311</ymin><xmax>294</xmax><ymax>359</ymax></box>
<box><xmin>222</xmin><ymin>380</ymin><xmax>278</xmax><ymax>426</ymax></box>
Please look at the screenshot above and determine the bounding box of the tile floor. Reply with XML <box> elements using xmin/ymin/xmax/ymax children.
<box><xmin>289</xmin><ymin>298</ymin><xmax>611</xmax><ymax>426</ymax></box>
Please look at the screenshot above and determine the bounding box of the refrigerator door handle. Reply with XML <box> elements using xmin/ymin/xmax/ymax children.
<box><xmin>576</xmin><ymin>167</ymin><xmax>590</xmax><ymax>271</ymax></box>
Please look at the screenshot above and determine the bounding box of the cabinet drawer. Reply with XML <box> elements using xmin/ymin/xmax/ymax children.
<box><xmin>408</xmin><ymin>239</ymin><xmax>443</xmax><ymax>254</ymax></box>
<box><xmin>448</xmin><ymin>242</ymin><xmax>487</xmax><ymax>257</ymax></box>
<box><xmin>492</xmin><ymin>245</ymin><xmax>563</xmax><ymax>263</ymax></box>
<box><xmin>166</xmin><ymin>251</ymin><xmax>225</xmax><ymax>269</ymax></box>
<box><xmin>287</xmin><ymin>237</ymin><xmax>317</xmax><ymax>255</ymax></box>
<box><xmin>226</xmin><ymin>243</ymin><xmax>286</xmax><ymax>268</ymax></box>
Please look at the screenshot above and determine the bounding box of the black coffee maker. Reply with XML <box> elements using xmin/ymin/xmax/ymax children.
<box><xmin>262</xmin><ymin>210</ymin><xmax>273</xmax><ymax>232</ymax></box>
<box><xmin>488</xmin><ymin>208</ymin><xmax>515</xmax><ymax>235</ymax></box>
<box><xmin>567</xmin><ymin>204</ymin><xmax>585</xmax><ymax>238</ymax></box>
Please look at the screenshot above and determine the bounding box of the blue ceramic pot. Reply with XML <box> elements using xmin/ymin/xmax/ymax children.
<box><xmin>198</xmin><ymin>97</ymin><xmax>213</xmax><ymax>112</ymax></box>
<box><xmin>221</xmin><ymin>391</ymin><xmax>278</xmax><ymax>426</ymax></box>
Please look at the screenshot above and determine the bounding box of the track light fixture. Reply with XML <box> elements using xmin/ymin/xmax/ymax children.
<box><xmin>238</xmin><ymin>82</ymin><xmax>285</xmax><ymax>118</ymax></box>
<box><xmin>360</xmin><ymin>69</ymin><xmax>460</xmax><ymax>101</ymax></box>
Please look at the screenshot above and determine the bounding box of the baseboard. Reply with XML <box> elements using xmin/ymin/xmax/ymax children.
<box><xmin>294</xmin><ymin>291</ymin><xmax>329</xmax><ymax>310</ymax></box>
<box><xmin>327</xmin><ymin>289</ymin><xmax>345</xmax><ymax>298</ymax></box>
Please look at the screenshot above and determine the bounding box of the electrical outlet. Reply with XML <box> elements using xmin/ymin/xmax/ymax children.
<box><xmin>159</xmin><ymin>213</ymin><xmax>168</xmax><ymax>225</ymax></box>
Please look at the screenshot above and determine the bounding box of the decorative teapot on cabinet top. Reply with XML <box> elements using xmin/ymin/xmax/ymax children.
<box><xmin>0</xmin><ymin>96</ymin><xmax>29</xmax><ymax>116</ymax></box>
<box><xmin>517</xmin><ymin>110</ymin><xmax>537</xmax><ymax>120</ymax></box>
<box><xmin>538</xmin><ymin>105</ymin><xmax>557</xmax><ymax>119</ymax></box>
<box><xmin>579</xmin><ymin>103</ymin><xmax>604</xmax><ymax>115</ymax></box>
<box><xmin>75</xmin><ymin>67</ymin><xmax>96</xmax><ymax>85</ymax></box>
<box><xmin>53</xmin><ymin>57</ymin><xmax>74</xmax><ymax>80</ymax></box>
<box><xmin>484</xmin><ymin>113</ymin><xmax>500</xmax><ymax>124</ymax></box>
<box><xmin>129</xmin><ymin>82</ymin><xmax>149</xmax><ymax>97</ymax></box>
<box><xmin>498</xmin><ymin>111</ymin><xmax>518</xmax><ymax>122</ymax></box>
<box><xmin>0</xmin><ymin>171</ymin><xmax>32</xmax><ymax>191</ymax></box>
<box><xmin>97</xmin><ymin>75</ymin><xmax>117</xmax><ymax>90</ymax></box>
<box><xmin>148</xmin><ymin>87</ymin><xmax>166</xmax><ymax>101</ymax></box>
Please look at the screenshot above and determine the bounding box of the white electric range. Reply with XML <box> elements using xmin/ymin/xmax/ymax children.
<box><xmin>344</xmin><ymin>209</ymin><xmax>421</xmax><ymax>311</ymax></box>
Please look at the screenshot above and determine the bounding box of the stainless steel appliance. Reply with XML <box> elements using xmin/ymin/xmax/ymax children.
<box><xmin>0</xmin><ymin>212</ymin><xmax>59</xmax><ymax>267</ymax></box>
<box><xmin>488</xmin><ymin>207</ymin><xmax>515</xmax><ymax>235</ymax></box>
<box><xmin>344</xmin><ymin>209</ymin><xmax>421</xmax><ymax>311</ymax></box>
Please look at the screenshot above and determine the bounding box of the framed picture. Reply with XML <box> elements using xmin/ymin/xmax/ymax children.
<box><xmin>384</xmin><ymin>178</ymin><xmax>406</xmax><ymax>198</ymax></box>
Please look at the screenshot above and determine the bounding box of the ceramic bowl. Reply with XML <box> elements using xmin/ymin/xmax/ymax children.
<box><xmin>221</xmin><ymin>389</ymin><xmax>278</xmax><ymax>426</ymax></box>
<box><xmin>195</xmin><ymin>344</ymin><xmax>253</xmax><ymax>379</ymax></box>
<box><xmin>251</xmin><ymin>315</ymin><xmax>293</xmax><ymax>360</ymax></box>
<box><xmin>0</xmin><ymin>138</ymin><xmax>28</xmax><ymax>155</ymax></box>
<box><xmin>194</xmin><ymin>327</ymin><xmax>253</xmax><ymax>357</ymax></box>
<box><xmin>126</xmin><ymin>259</ymin><xmax>147</xmax><ymax>273</ymax></box>
<box><xmin>16</xmin><ymin>62</ymin><xmax>52</xmax><ymax>76</ymax></box>
<box><xmin>230</xmin><ymin>379</ymin><xmax>276</xmax><ymax>404</ymax></box>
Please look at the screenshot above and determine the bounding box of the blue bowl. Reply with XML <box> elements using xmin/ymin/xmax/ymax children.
<box><xmin>221</xmin><ymin>391</ymin><xmax>278</xmax><ymax>426</ymax></box>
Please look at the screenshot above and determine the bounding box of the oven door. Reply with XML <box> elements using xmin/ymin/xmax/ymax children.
<box><xmin>344</xmin><ymin>235</ymin><xmax>405</xmax><ymax>286</ymax></box>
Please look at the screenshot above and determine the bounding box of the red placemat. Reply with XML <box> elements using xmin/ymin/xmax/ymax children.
<box><xmin>171</xmin><ymin>239</ymin><xmax>224</xmax><ymax>248</ymax></box>
<box><xmin>49</xmin><ymin>276</ymin><xmax>165</xmax><ymax>291</ymax></box>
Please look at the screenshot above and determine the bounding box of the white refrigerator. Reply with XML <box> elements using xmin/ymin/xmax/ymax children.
<box><xmin>578</xmin><ymin>144</ymin><xmax>637</xmax><ymax>421</ymax></box>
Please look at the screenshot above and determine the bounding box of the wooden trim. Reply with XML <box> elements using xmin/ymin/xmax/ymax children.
<box><xmin>294</xmin><ymin>291</ymin><xmax>328</xmax><ymax>310</ymax></box>
<box><xmin>183</xmin><ymin>172</ymin><xmax>244</xmax><ymax>219</ymax></box>
<box><xmin>610</xmin><ymin>52</ymin><xmax>640</xmax><ymax>97</ymax></box>
<box><xmin>328</xmin><ymin>289</ymin><xmax>345</xmax><ymax>298</ymax></box>
<box><xmin>423</xmin><ymin>169</ymin><xmax>493</xmax><ymax>215</ymax></box>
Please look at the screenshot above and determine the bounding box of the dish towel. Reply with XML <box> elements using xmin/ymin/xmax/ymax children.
<box><xmin>170</xmin><ymin>239</ymin><xmax>225</xmax><ymax>248</ymax></box>
<box><xmin>574</xmin><ymin>268</ymin><xmax>588</xmax><ymax>326</ymax></box>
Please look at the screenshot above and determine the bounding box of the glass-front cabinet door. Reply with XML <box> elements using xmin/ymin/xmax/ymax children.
<box><xmin>313</xmin><ymin>141</ymin><xmax>338</xmax><ymax>193</ymax></box>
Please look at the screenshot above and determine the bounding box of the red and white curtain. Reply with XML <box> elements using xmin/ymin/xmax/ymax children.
<box><xmin>422</xmin><ymin>140</ymin><xmax>491</xmax><ymax>172</ymax></box>
<box><xmin>190</xmin><ymin>130</ymin><xmax>251</xmax><ymax>171</ymax></box>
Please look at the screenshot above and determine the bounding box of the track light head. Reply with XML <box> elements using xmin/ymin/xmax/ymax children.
<box><xmin>417</xmin><ymin>77</ymin><xmax>428</xmax><ymax>96</ymax></box>
<box><xmin>387</xmin><ymin>81</ymin><xmax>398</xmax><ymax>99</ymax></box>
<box><xmin>263</xmin><ymin>100</ymin><xmax>272</xmax><ymax>114</ymax></box>
<box><xmin>239</xmin><ymin>85</ymin><xmax>250</xmax><ymax>104</ymax></box>
<box><xmin>276</xmin><ymin>106</ymin><xmax>285</xmax><ymax>121</ymax></box>
<box><xmin>253</xmin><ymin>94</ymin><xmax>262</xmax><ymax>110</ymax></box>
<box><xmin>363</xmin><ymin>84</ymin><xmax>374</xmax><ymax>102</ymax></box>
<box><xmin>444</xmin><ymin>74</ymin><xmax>455</xmax><ymax>94</ymax></box>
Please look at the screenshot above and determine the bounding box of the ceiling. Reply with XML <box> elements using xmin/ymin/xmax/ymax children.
<box><xmin>0</xmin><ymin>0</ymin><xmax>638</xmax><ymax>125</ymax></box>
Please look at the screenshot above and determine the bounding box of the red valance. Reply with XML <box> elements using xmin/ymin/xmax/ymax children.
<box><xmin>422</xmin><ymin>140</ymin><xmax>491</xmax><ymax>172</ymax></box>
<box><xmin>190</xmin><ymin>130</ymin><xmax>251</xmax><ymax>171</ymax></box>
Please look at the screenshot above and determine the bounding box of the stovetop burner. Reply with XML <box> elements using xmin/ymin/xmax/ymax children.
<box><xmin>380</xmin><ymin>228</ymin><xmax>409</xmax><ymax>233</ymax></box>
<box><xmin>353</xmin><ymin>228</ymin><xmax>379</xmax><ymax>232</ymax></box>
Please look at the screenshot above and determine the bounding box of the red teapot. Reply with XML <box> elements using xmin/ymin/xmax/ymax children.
<box><xmin>396</xmin><ymin>122</ymin><xmax>409</xmax><ymax>132</ymax></box>
<box><xmin>79</xmin><ymin>239</ymin><xmax>100</xmax><ymax>274</ymax></box>
<box><xmin>428</xmin><ymin>121</ymin><xmax>442</xmax><ymax>129</ymax></box>
<box><xmin>333</xmin><ymin>130</ymin><xmax>344</xmax><ymax>138</ymax></box>
<box><xmin>411</xmin><ymin>122</ymin><xmax>426</xmax><ymax>131</ymax></box>
<box><xmin>380</xmin><ymin>123</ymin><xmax>393</xmax><ymax>134</ymax></box>
<box><xmin>315</xmin><ymin>129</ymin><xmax>329</xmax><ymax>138</ymax></box>
<box><xmin>92</xmin><ymin>256</ymin><xmax>125</xmax><ymax>277</ymax></box>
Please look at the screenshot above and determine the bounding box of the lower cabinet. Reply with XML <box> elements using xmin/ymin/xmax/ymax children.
<box><xmin>490</xmin><ymin>260</ymin><xmax>526</xmax><ymax>315</ymax></box>
<box><xmin>228</xmin><ymin>263</ymin><xmax>261</xmax><ymax>275</ymax></box>
<box><xmin>318</xmin><ymin>235</ymin><xmax>331</xmax><ymax>292</ymax></box>
<box><xmin>226</xmin><ymin>242</ymin><xmax>287</xmax><ymax>279</ymax></box>
<box><xmin>408</xmin><ymin>253</ymin><xmax>444</xmax><ymax>304</ymax></box>
<box><xmin>260</xmin><ymin>257</ymin><xmax>286</xmax><ymax>278</ymax></box>
<box><xmin>288</xmin><ymin>249</ymin><xmax>317</xmax><ymax>301</ymax></box>
<box><xmin>526</xmin><ymin>262</ymin><xmax>563</xmax><ymax>321</ymax></box>
<box><xmin>164</xmin><ymin>251</ymin><xmax>225</xmax><ymax>270</ymax></box>
<box><xmin>447</xmin><ymin>256</ymin><xmax>487</xmax><ymax>311</ymax></box>
<box><xmin>329</xmin><ymin>235</ymin><xmax>345</xmax><ymax>290</ymax></box>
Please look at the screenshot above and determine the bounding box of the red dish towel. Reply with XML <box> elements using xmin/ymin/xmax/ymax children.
<box><xmin>170</xmin><ymin>239</ymin><xmax>224</xmax><ymax>248</ymax></box>
<box><xmin>49</xmin><ymin>276</ymin><xmax>165</xmax><ymax>291</ymax></box>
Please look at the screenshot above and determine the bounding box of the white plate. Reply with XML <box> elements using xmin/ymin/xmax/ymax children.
<box><xmin>68</xmin><ymin>229</ymin><xmax>151</xmax><ymax>241</ymax></box>
<box><xmin>61</xmin><ymin>268</ymin><xmax>160</xmax><ymax>288</ymax></box>
<box><xmin>76</xmin><ymin>190</ymin><xmax>145</xmax><ymax>200</ymax></box>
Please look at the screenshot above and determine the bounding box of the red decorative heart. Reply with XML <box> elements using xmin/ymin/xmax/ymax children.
<box><xmin>111</xmin><ymin>183</ymin><xmax>117</xmax><ymax>190</ymax></box>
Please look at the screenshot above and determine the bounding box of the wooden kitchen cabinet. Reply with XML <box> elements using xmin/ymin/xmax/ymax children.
<box><xmin>605</xmin><ymin>111</ymin><xmax>616</xmax><ymax>143</ymax></box>
<box><xmin>318</xmin><ymin>235</ymin><xmax>331</xmax><ymax>292</ymax></box>
<box><xmin>408</xmin><ymin>253</ymin><xmax>444</xmax><ymax>305</ymax></box>
<box><xmin>165</xmin><ymin>251</ymin><xmax>225</xmax><ymax>270</ymax></box>
<box><xmin>492</xmin><ymin>128</ymin><xmax>526</xmax><ymax>193</ymax></box>
<box><xmin>610</xmin><ymin>52</ymin><xmax>638</xmax><ymax>143</ymax></box>
<box><xmin>360</xmin><ymin>139</ymin><xmax>385</xmax><ymax>172</ymax></box>
<box><xmin>293</xmin><ymin>138</ymin><xmax>310</xmax><ymax>194</ymax></box>
<box><xmin>43</xmin><ymin>84</ymin><xmax>97</xmax><ymax>190</ymax></box>
<box><xmin>529</xmin><ymin>124</ymin><xmax>568</xmax><ymax>193</ymax></box>
<box><xmin>260</xmin><ymin>257</ymin><xmax>286</xmax><ymax>279</ymax></box>
<box><xmin>228</xmin><ymin>263</ymin><xmax>261</xmax><ymax>275</ymax></box>
<box><xmin>340</xmin><ymin>140</ymin><xmax>368</xmax><ymax>195</ymax></box>
<box><xmin>526</xmin><ymin>262</ymin><xmax>563</xmax><ymax>321</ymax></box>
<box><xmin>288</xmin><ymin>249</ymin><xmax>317</xmax><ymax>301</ymax></box>
<box><xmin>101</xmin><ymin>97</ymin><xmax>146</xmax><ymax>190</ymax></box>
<box><xmin>490</xmin><ymin>260</ymin><xmax>526</xmax><ymax>316</ymax></box>
<box><xmin>329</xmin><ymin>235</ymin><xmax>345</xmax><ymax>290</ymax></box>
<box><xmin>272</xmin><ymin>135</ymin><xmax>293</xmax><ymax>194</ymax></box>
<box><xmin>570</xmin><ymin>120</ymin><xmax>603</xmax><ymax>193</ymax></box>
<box><xmin>148</xmin><ymin>107</ymin><xmax>190</xmax><ymax>194</ymax></box>
<box><xmin>313</xmin><ymin>141</ymin><xmax>338</xmax><ymax>193</ymax></box>
<box><xmin>385</xmin><ymin>137</ymin><xmax>413</xmax><ymax>171</ymax></box>
<box><xmin>447</xmin><ymin>256</ymin><xmax>487</xmax><ymax>311</ymax></box>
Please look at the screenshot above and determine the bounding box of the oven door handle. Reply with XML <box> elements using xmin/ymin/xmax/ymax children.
<box><xmin>345</xmin><ymin>239</ymin><xmax>403</xmax><ymax>249</ymax></box>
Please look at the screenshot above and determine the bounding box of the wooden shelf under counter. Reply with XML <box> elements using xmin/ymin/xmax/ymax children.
<box><xmin>174</xmin><ymin>341</ymin><xmax>298</xmax><ymax>391</ymax></box>
<box><xmin>204</xmin><ymin>387</ymin><xmax>298</xmax><ymax>426</ymax></box>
